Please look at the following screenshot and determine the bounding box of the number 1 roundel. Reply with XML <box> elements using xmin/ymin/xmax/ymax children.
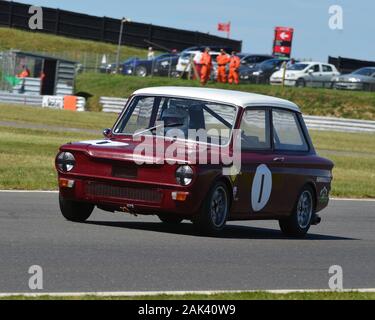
<box><xmin>251</xmin><ymin>164</ymin><xmax>272</xmax><ymax>212</ymax></box>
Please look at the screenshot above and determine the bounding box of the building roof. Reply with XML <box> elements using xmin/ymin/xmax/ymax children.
<box><xmin>133</xmin><ymin>86</ymin><xmax>300</xmax><ymax>112</ymax></box>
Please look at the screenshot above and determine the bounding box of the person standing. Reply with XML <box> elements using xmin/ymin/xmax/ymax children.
<box><xmin>228</xmin><ymin>51</ymin><xmax>241</xmax><ymax>85</ymax></box>
<box><xmin>216</xmin><ymin>49</ymin><xmax>230</xmax><ymax>83</ymax></box>
<box><xmin>147</xmin><ymin>47</ymin><xmax>155</xmax><ymax>60</ymax></box>
<box><xmin>200</xmin><ymin>47</ymin><xmax>212</xmax><ymax>85</ymax></box>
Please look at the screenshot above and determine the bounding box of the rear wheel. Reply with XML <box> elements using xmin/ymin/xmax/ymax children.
<box><xmin>59</xmin><ymin>194</ymin><xmax>94</xmax><ymax>222</ymax></box>
<box><xmin>279</xmin><ymin>186</ymin><xmax>314</xmax><ymax>238</ymax></box>
<box><xmin>158</xmin><ymin>214</ymin><xmax>183</xmax><ymax>224</ymax></box>
<box><xmin>193</xmin><ymin>181</ymin><xmax>229</xmax><ymax>234</ymax></box>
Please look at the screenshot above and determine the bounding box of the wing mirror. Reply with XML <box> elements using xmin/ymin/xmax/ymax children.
<box><xmin>307</xmin><ymin>69</ymin><xmax>314</xmax><ymax>74</ymax></box>
<box><xmin>103</xmin><ymin>128</ymin><xmax>112</xmax><ymax>138</ymax></box>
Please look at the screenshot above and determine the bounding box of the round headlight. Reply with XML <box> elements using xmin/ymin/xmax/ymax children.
<box><xmin>175</xmin><ymin>165</ymin><xmax>194</xmax><ymax>186</ymax></box>
<box><xmin>57</xmin><ymin>152</ymin><xmax>76</xmax><ymax>172</ymax></box>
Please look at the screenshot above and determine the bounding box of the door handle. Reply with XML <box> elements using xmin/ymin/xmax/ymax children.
<box><xmin>273</xmin><ymin>157</ymin><xmax>285</xmax><ymax>162</ymax></box>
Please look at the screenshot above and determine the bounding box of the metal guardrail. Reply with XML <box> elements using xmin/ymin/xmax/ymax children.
<box><xmin>99</xmin><ymin>96</ymin><xmax>375</xmax><ymax>133</ymax></box>
<box><xmin>303</xmin><ymin>115</ymin><xmax>375</xmax><ymax>133</ymax></box>
<box><xmin>0</xmin><ymin>92</ymin><xmax>86</xmax><ymax>111</ymax></box>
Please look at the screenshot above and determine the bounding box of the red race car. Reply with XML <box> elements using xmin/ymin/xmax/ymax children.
<box><xmin>56</xmin><ymin>87</ymin><xmax>333</xmax><ymax>237</ymax></box>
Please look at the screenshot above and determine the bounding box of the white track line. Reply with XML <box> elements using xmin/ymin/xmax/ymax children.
<box><xmin>1</xmin><ymin>288</ymin><xmax>375</xmax><ymax>298</ymax></box>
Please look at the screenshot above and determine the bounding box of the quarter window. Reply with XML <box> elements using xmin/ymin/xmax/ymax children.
<box><xmin>240</xmin><ymin>109</ymin><xmax>271</xmax><ymax>150</ymax></box>
<box><xmin>322</xmin><ymin>65</ymin><xmax>333</xmax><ymax>72</ymax></box>
<box><xmin>272</xmin><ymin>110</ymin><xmax>308</xmax><ymax>151</ymax></box>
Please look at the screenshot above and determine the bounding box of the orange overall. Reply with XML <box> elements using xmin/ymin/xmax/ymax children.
<box><xmin>216</xmin><ymin>53</ymin><xmax>230</xmax><ymax>83</ymax></box>
<box><xmin>200</xmin><ymin>52</ymin><xmax>212</xmax><ymax>85</ymax></box>
<box><xmin>228</xmin><ymin>55</ymin><xmax>241</xmax><ymax>84</ymax></box>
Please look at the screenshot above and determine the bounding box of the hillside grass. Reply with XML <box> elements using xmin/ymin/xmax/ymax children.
<box><xmin>0</xmin><ymin>27</ymin><xmax>148</xmax><ymax>66</ymax></box>
<box><xmin>76</xmin><ymin>73</ymin><xmax>375</xmax><ymax>120</ymax></box>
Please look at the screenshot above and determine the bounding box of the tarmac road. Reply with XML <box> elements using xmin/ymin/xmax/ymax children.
<box><xmin>0</xmin><ymin>191</ymin><xmax>374</xmax><ymax>293</ymax></box>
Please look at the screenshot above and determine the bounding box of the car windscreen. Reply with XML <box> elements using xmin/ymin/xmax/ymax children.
<box><xmin>113</xmin><ymin>96</ymin><xmax>237</xmax><ymax>145</ymax></box>
<box><xmin>352</xmin><ymin>68</ymin><xmax>375</xmax><ymax>76</ymax></box>
<box><xmin>287</xmin><ymin>63</ymin><xmax>308</xmax><ymax>71</ymax></box>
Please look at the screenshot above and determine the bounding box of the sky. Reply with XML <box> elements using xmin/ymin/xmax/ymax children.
<box><xmin>14</xmin><ymin>0</ymin><xmax>375</xmax><ymax>62</ymax></box>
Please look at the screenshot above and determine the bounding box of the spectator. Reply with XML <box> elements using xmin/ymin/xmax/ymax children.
<box><xmin>147</xmin><ymin>47</ymin><xmax>155</xmax><ymax>60</ymax></box>
<box><xmin>200</xmin><ymin>47</ymin><xmax>212</xmax><ymax>85</ymax></box>
<box><xmin>18</xmin><ymin>65</ymin><xmax>30</xmax><ymax>78</ymax></box>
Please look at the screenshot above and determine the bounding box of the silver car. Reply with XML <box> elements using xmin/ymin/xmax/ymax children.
<box><xmin>332</xmin><ymin>67</ymin><xmax>375</xmax><ymax>90</ymax></box>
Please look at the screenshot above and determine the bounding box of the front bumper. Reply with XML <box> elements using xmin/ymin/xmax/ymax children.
<box><xmin>58</xmin><ymin>174</ymin><xmax>202</xmax><ymax>217</ymax></box>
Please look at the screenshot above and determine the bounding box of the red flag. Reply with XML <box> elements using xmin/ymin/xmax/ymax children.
<box><xmin>217</xmin><ymin>22</ymin><xmax>230</xmax><ymax>32</ymax></box>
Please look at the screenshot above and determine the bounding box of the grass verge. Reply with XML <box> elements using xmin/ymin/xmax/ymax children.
<box><xmin>76</xmin><ymin>73</ymin><xmax>375</xmax><ymax>120</ymax></box>
<box><xmin>1</xmin><ymin>291</ymin><xmax>375</xmax><ymax>300</ymax></box>
<box><xmin>1</xmin><ymin>104</ymin><xmax>374</xmax><ymax>196</ymax></box>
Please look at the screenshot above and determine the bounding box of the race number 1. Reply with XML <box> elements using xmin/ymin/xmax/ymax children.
<box><xmin>251</xmin><ymin>164</ymin><xmax>272</xmax><ymax>212</ymax></box>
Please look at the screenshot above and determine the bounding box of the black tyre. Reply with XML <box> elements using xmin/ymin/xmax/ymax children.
<box><xmin>59</xmin><ymin>194</ymin><xmax>94</xmax><ymax>222</ymax></box>
<box><xmin>135</xmin><ymin>66</ymin><xmax>147</xmax><ymax>77</ymax></box>
<box><xmin>295</xmin><ymin>78</ymin><xmax>306</xmax><ymax>88</ymax></box>
<box><xmin>193</xmin><ymin>181</ymin><xmax>230</xmax><ymax>234</ymax></box>
<box><xmin>279</xmin><ymin>186</ymin><xmax>315</xmax><ymax>238</ymax></box>
<box><xmin>158</xmin><ymin>214</ymin><xmax>183</xmax><ymax>224</ymax></box>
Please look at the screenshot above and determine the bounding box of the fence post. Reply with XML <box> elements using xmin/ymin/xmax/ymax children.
<box><xmin>8</xmin><ymin>1</ymin><xmax>13</xmax><ymax>27</ymax></box>
<box><xmin>55</xmin><ymin>9</ymin><xmax>60</xmax><ymax>34</ymax></box>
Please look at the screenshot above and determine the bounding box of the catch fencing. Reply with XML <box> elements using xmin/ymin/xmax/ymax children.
<box><xmin>99</xmin><ymin>96</ymin><xmax>375</xmax><ymax>133</ymax></box>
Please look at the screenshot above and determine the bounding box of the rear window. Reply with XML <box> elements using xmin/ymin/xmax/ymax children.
<box><xmin>272</xmin><ymin>110</ymin><xmax>308</xmax><ymax>151</ymax></box>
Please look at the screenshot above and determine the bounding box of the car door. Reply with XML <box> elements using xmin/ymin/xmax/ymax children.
<box><xmin>231</xmin><ymin>108</ymin><xmax>288</xmax><ymax>217</ymax></box>
<box><xmin>321</xmin><ymin>64</ymin><xmax>336</xmax><ymax>87</ymax></box>
<box><xmin>271</xmin><ymin>108</ymin><xmax>312</xmax><ymax>214</ymax></box>
<box><xmin>305</xmin><ymin>64</ymin><xmax>322</xmax><ymax>87</ymax></box>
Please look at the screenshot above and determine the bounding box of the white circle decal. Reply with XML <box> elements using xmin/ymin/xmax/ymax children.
<box><xmin>251</xmin><ymin>164</ymin><xmax>272</xmax><ymax>212</ymax></box>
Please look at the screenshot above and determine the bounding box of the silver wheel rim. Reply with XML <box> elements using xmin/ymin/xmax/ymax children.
<box><xmin>210</xmin><ymin>186</ymin><xmax>228</xmax><ymax>228</ymax></box>
<box><xmin>297</xmin><ymin>190</ymin><xmax>313</xmax><ymax>229</ymax></box>
<box><xmin>137</xmin><ymin>68</ymin><xmax>146</xmax><ymax>77</ymax></box>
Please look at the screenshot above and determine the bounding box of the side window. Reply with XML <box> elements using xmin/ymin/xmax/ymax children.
<box><xmin>322</xmin><ymin>65</ymin><xmax>333</xmax><ymax>72</ymax></box>
<box><xmin>272</xmin><ymin>110</ymin><xmax>309</xmax><ymax>151</ymax></box>
<box><xmin>240</xmin><ymin>109</ymin><xmax>271</xmax><ymax>150</ymax></box>
<box><xmin>308</xmin><ymin>64</ymin><xmax>320</xmax><ymax>73</ymax></box>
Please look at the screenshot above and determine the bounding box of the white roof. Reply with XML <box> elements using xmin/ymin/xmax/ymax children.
<box><xmin>133</xmin><ymin>87</ymin><xmax>300</xmax><ymax>112</ymax></box>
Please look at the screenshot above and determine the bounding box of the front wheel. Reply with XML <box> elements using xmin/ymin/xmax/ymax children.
<box><xmin>59</xmin><ymin>194</ymin><xmax>94</xmax><ymax>222</ymax></box>
<box><xmin>193</xmin><ymin>181</ymin><xmax>230</xmax><ymax>234</ymax></box>
<box><xmin>279</xmin><ymin>186</ymin><xmax>314</xmax><ymax>238</ymax></box>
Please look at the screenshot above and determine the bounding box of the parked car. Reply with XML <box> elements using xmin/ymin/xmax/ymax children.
<box><xmin>56</xmin><ymin>87</ymin><xmax>333</xmax><ymax>237</ymax></box>
<box><xmin>270</xmin><ymin>62</ymin><xmax>340</xmax><ymax>87</ymax></box>
<box><xmin>152</xmin><ymin>54</ymin><xmax>180</xmax><ymax>77</ymax></box>
<box><xmin>239</xmin><ymin>58</ymin><xmax>289</xmax><ymax>84</ymax></box>
<box><xmin>240</xmin><ymin>54</ymin><xmax>274</xmax><ymax>68</ymax></box>
<box><xmin>176</xmin><ymin>50</ymin><xmax>220</xmax><ymax>76</ymax></box>
<box><xmin>122</xmin><ymin>53</ymin><xmax>179</xmax><ymax>77</ymax></box>
<box><xmin>100</xmin><ymin>57</ymin><xmax>138</xmax><ymax>74</ymax></box>
<box><xmin>332</xmin><ymin>67</ymin><xmax>375</xmax><ymax>91</ymax></box>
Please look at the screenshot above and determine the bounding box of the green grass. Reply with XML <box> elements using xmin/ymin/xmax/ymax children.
<box><xmin>0</xmin><ymin>104</ymin><xmax>117</xmax><ymax>130</ymax></box>
<box><xmin>0</xmin><ymin>27</ymin><xmax>148</xmax><ymax>69</ymax></box>
<box><xmin>1</xmin><ymin>291</ymin><xmax>375</xmax><ymax>300</ymax></box>
<box><xmin>76</xmin><ymin>73</ymin><xmax>375</xmax><ymax>119</ymax></box>
<box><xmin>0</xmin><ymin>108</ymin><xmax>374</xmax><ymax>197</ymax></box>
<box><xmin>0</xmin><ymin>126</ymin><xmax>97</xmax><ymax>190</ymax></box>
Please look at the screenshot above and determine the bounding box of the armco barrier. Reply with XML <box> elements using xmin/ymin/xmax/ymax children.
<box><xmin>0</xmin><ymin>92</ymin><xmax>85</xmax><ymax>111</ymax></box>
<box><xmin>99</xmin><ymin>96</ymin><xmax>375</xmax><ymax>133</ymax></box>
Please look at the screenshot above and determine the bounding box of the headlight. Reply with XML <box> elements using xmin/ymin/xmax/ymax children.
<box><xmin>252</xmin><ymin>71</ymin><xmax>262</xmax><ymax>76</ymax></box>
<box><xmin>57</xmin><ymin>152</ymin><xmax>76</xmax><ymax>172</ymax></box>
<box><xmin>348</xmin><ymin>77</ymin><xmax>360</xmax><ymax>82</ymax></box>
<box><xmin>175</xmin><ymin>165</ymin><xmax>194</xmax><ymax>186</ymax></box>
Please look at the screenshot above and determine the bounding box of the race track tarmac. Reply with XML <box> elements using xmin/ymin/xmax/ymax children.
<box><xmin>0</xmin><ymin>191</ymin><xmax>374</xmax><ymax>293</ymax></box>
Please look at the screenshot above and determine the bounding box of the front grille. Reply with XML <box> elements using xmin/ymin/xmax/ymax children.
<box><xmin>85</xmin><ymin>182</ymin><xmax>162</xmax><ymax>203</ymax></box>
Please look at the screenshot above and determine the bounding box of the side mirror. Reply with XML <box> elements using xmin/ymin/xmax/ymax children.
<box><xmin>307</xmin><ymin>69</ymin><xmax>314</xmax><ymax>74</ymax></box>
<box><xmin>103</xmin><ymin>128</ymin><xmax>111</xmax><ymax>138</ymax></box>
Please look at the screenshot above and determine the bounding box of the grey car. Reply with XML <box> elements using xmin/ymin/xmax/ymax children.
<box><xmin>332</xmin><ymin>67</ymin><xmax>375</xmax><ymax>91</ymax></box>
